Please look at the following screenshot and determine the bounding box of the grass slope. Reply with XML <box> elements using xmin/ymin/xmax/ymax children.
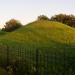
<box><xmin>1</xmin><ymin>20</ymin><xmax>75</xmax><ymax>44</ymax></box>
<box><xmin>0</xmin><ymin>20</ymin><xmax>75</xmax><ymax>75</ymax></box>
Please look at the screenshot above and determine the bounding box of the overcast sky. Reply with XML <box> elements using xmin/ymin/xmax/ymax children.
<box><xmin>0</xmin><ymin>0</ymin><xmax>75</xmax><ymax>28</ymax></box>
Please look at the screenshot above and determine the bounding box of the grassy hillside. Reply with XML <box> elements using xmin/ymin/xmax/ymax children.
<box><xmin>1</xmin><ymin>20</ymin><xmax>75</xmax><ymax>44</ymax></box>
<box><xmin>0</xmin><ymin>20</ymin><xmax>75</xmax><ymax>75</ymax></box>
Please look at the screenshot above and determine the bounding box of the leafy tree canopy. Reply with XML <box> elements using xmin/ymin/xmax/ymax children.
<box><xmin>37</xmin><ymin>15</ymin><xmax>49</xmax><ymax>21</ymax></box>
<box><xmin>2</xmin><ymin>19</ymin><xmax>22</xmax><ymax>32</ymax></box>
<box><xmin>50</xmin><ymin>14</ymin><xmax>75</xmax><ymax>27</ymax></box>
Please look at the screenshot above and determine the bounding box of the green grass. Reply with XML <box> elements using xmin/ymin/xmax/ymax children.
<box><xmin>1</xmin><ymin>20</ymin><xmax>75</xmax><ymax>44</ymax></box>
<box><xmin>0</xmin><ymin>20</ymin><xmax>75</xmax><ymax>75</ymax></box>
<box><xmin>0</xmin><ymin>68</ymin><xmax>8</xmax><ymax>75</ymax></box>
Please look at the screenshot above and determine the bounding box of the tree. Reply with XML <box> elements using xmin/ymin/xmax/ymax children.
<box><xmin>2</xmin><ymin>19</ymin><xmax>22</xmax><ymax>32</ymax></box>
<box><xmin>37</xmin><ymin>15</ymin><xmax>49</xmax><ymax>21</ymax></box>
<box><xmin>50</xmin><ymin>14</ymin><xmax>75</xmax><ymax>27</ymax></box>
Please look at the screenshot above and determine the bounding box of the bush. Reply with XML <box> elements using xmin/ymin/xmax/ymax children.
<box><xmin>37</xmin><ymin>15</ymin><xmax>49</xmax><ymax>21</ymax></box>
<box><xmin>2</xmin><ymin>19</ymin><xmax>22</xmax><ymax>32</ymax></box>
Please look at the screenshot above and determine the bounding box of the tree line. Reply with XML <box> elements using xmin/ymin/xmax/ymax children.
<box><xmin>1</xmin><ymin>14</ymin><xmax>75</xmax><ymax>32</ymax></box>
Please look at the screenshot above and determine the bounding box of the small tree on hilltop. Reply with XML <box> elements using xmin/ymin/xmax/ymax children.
<box><xmin>2</xmin><ymin>19</ymin><xmax>22</xmax><ymax>32</ymax></box>
<box><xmin>37</xmin><ymin>15</ymin><xmax>49</xmax><ymax>21</ymax></box>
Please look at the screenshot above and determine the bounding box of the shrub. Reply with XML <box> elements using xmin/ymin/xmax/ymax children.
<box><xmin>37</xmin><ymin>15</ymin><xmax>49</xmax><ymax>21</ymax></box>
<box><xmin>2</xmin><ymin>19</ymin><xmax>22</xmax><ymax>32</ymax></box>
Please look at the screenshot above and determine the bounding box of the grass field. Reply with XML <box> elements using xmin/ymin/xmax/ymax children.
<box><xmin>0</xmin><ymin>20</ymin><xmax>75</xmax><ymax>75</ymax></box>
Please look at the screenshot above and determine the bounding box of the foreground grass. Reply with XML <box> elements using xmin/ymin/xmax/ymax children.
<box><xmin>0</xmin><ymin>68</ymin><xmax>8</xmax><ymax>75</ymax></box>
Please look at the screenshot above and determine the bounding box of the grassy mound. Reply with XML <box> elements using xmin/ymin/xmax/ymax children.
<box><xmin>0</xmin><ymin>20</ymin><xmax>75</xmax><ymax>75</ymax></box>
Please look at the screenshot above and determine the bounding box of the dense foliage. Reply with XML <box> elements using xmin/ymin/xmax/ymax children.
<box><xmin>37</xmin><ymin>15</ymin><xmax>49</xmax><ymax>20</ymax></box>
<box><xmin>2</xmin><ymin>19</ymin><xmax>22</xmax><ymax>32</ymax></box>
<box><xmin>50</xmin><ymin>14</ymin><xmax>75</xmax><ymax>27</ymax></box>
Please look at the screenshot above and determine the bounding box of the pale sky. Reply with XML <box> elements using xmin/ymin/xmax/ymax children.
<box><xmin>0</xmin><ymin>0</ymin><xmax>75</xmax><ymax>28</ymax></box>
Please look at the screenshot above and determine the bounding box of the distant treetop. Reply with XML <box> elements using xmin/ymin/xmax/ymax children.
<box><xmin>50</xmin><ymin>14</ymin><xmax>75</xmax><ymax>27</ymax></box>
<box><xmin>37</xmin><ymin>15</ymin><xmax>49</xmax><ymax>21</ymax></box>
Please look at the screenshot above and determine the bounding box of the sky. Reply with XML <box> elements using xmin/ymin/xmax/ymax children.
<box><xmin>0</xmin><ymin>0</ymin><xmax>75</xmax><ymax>28</ymax></box>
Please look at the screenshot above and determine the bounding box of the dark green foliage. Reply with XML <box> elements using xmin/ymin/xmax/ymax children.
<box><xmin>37</xmin><ymin>15</ymin><xmax>49</xmax><ymax>21</ymax></box>
<box><xmin>2</xmin><ymin>19</ymin><xmax>22</xmax><ymax>32</ymax></box>
<box><xmin>50</xmin><ymin>14</ymin><xmax>75</xmax><ymax>27</ymax></box>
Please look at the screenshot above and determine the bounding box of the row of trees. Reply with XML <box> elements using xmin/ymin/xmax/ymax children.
<box><xmin>1</xmin><ymin>14</ymin><xmax>75</xmax><ymax>32</ymax></box>
<box><xmin>50</xmin><ymin>14</ymin><xmax>75</xmax><ymax>27</ymax></box>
